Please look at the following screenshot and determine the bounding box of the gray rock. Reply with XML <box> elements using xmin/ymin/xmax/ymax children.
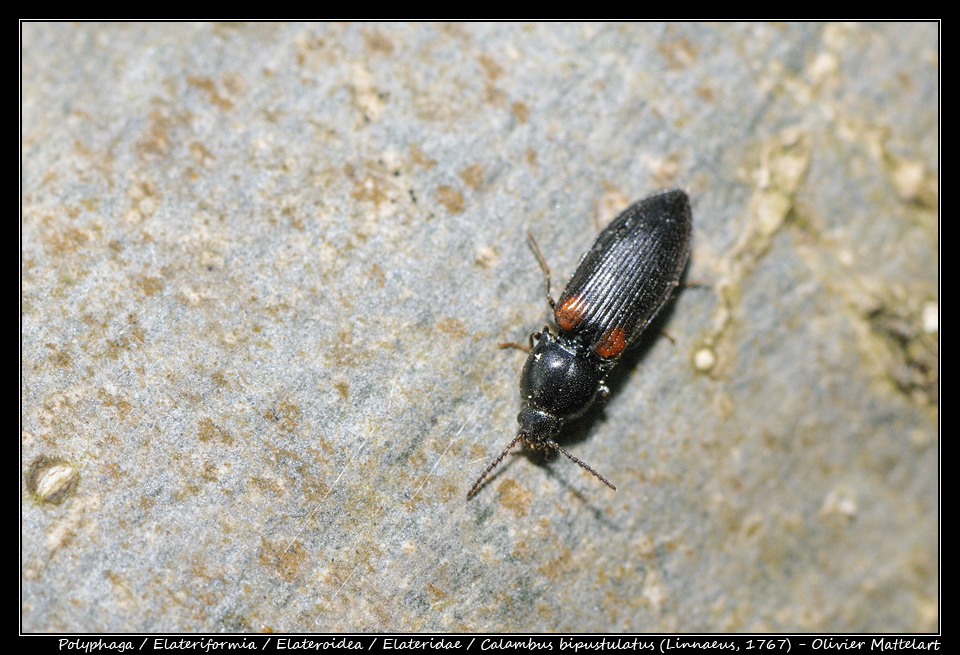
<box><xmin>22</xmin><ymin>22</ymin><xmax>938</xmax><ymax>632</ymax></box>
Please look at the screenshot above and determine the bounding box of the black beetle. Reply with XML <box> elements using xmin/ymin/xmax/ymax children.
<box><xmin>467</xmin><ymin>189</ymin><xmax>691</xmax><ymax>499</ymax></box>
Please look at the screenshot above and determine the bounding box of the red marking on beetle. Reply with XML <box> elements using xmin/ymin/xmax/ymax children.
<box><xmin>595</xmin><ymin>327</ymin><xmax>627</xmax><ymax>358</ymax></box>
<box><xmin>556</xmin><ymin>295</ymin><xmax>587</xmax><ymax>331</ymax></box>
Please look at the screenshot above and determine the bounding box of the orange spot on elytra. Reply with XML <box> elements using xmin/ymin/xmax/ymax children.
<box><xmin>555</xmin><ymin>296</ymin><xmax>587</xmax><ymax>331</ymax></box>
<box><xmin>595</xmin><ymin>327</ymin><xmax>627</xmax><ymax>359</ymax></box>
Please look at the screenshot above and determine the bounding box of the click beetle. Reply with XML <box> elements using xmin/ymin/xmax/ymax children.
<box><xmin>467</xmin><ymin>189</ymin><xmax>692</xmax><ymax>499</ymax></box>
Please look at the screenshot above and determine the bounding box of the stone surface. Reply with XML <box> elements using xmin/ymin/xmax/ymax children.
<box><xmin>22</xmin><ymin>22</ymin><xmax>938</xmax><ymax>632</ymax></box>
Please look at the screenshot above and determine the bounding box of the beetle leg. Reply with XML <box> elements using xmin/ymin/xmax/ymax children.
<box><xmin>659</xmin><ymin>329</ymin><xmax>677</xmax><ymax>345</ymax></box>
<box><xmin>596</xmin><ymin>383</ymin><xmax>610</xmax><ymax>402</ymax></box>
<box><xmin>498</xmin><ymin>329</ymin><xmax>542</xmax><ymax>353</ymax></box>
<box><xmin>526</xmin><ymin>232</ymin><xmax>556</xmax><ymax>310</ymax></box>
<box><xmin>498</xmin><ymin>341</ymin><xmax>531</xmax><ymax>352</ymax></box>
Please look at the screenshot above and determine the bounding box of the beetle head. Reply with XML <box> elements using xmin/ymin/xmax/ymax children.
<box><xmin>516</xmin><ymin>406</ymin><xmax>561</xmax><ymax>446</ymax></box>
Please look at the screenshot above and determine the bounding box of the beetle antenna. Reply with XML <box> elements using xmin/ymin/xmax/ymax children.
<box><xmin>467</xmin><ymin>432</ymin><xmax>525</xmax><ymax>499</ymax></box>
<box><xmin>545</xmin><ymin>439</ymin><xmax>617</xmax><ymax>491</ymax></box>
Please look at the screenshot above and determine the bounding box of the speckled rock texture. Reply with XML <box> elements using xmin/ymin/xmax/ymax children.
<box><xmin>22</xmin><ymin>22</ymin><xmax>938</xmax><ymax>632</ymax></box>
